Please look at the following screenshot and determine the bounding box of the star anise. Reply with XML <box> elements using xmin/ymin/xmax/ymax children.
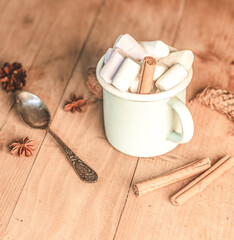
<box><xmin>63</xmin><ymin>94</ymin><xmax>87</xmax><ymax>113</ymax></box>
<box><xmin>9</xmin><ymin>137</ymin><xmax>35</xmax><ymax>157</ymax></box>
<box><xmin>0</xmin><ymin>62</ymin><xmax>26</xmax><ymax>92</ymax></box>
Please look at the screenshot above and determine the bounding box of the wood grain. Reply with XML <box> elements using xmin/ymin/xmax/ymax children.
<box><xmin>0</xmin><ymin>0</ymin><xmax>104</xmax><ymax>235</ymax></box>
<box><xmin>1</xmin><ymin>0</ymin><xmax>186</xmax><ymax>239</ymax></box>
<box><xmin>0</xmin><ymin>0</ymin><xmax>66</xmax><ymax>127</ymax></box>
<box><xmin>114</xmin><ymin>0</ymin><xmax>234</xmax><ymax>239</ymax></box>
<box><xmin>0</xmin><ymin>0</ymin><xmax>233</xmax><ymax>239</ymax></box>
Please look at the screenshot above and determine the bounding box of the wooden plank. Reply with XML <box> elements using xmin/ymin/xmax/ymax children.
<box><xmin>0</xmin><ymin>0</ymin><xmax>103</xmax><ymax>235</ymax></box>
<box><xmin>0</xmin><ymin>0</ymin><xmax>62</xmax><ymax>127</ymax></box>
<box><xmin>0</xmin><ymin>0</ymin><xmax>12</xmax><ymax>22</ymax></box>
<box><xmin>114</xmin><ymin>0</ymin><xmax>234</xmax><ymax>239</ymax></box>
<box><xmin>1</xmin><ymin>0</ymin><xmax>185</xmax><ymax>239</ymax></box>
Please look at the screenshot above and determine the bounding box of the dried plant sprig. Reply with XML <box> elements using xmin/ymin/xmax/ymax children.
<box><xmin>195</xmin><ymin>87</ymin><xmax>234</xmax><ymax>121</ymax></box>
<box><xmin>86</xmin><ymin>67</ymin><xmax>103</xmax><ymax>99</ymax></box>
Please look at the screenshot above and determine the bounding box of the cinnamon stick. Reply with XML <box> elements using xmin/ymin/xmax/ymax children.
<box><xmin>138</xmin><ymin>56</ymin><xmax>156</xmax><ymax>94</ymax></box>
<box><xmin>170</xmin><ymin>155</ymin><xmax>234</xmax><ymax>206</ymax></box>
<box><xmin>133</xmin><ymin>157</ymin><xmax>211</xmax><ymax>197</ymax></box>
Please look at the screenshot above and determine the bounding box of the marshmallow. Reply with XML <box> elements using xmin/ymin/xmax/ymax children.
<box><xmin>104</xmin><ymin>48</ymin><xmax>114</xmax><ymax>64</ymax></box>
<box><xmin>100</xmin><ymin>49</ymin><xmax>126</xmax><ymax>83</ymax></box>
<box><xmin>140</xmin><ymin>40</ymin><xmax>170</xmax><ymax>59</ymax></box>
<box><xmin>159</xmin><ymin>50</ymin><xmax>194</xmax><ymax>70</ymax></box>
<box><xmin>114</xmin><ymin>34</ymin><xmax>147</xmax><ymax>61</ymax></box>
<box><xmin>156</xmin><ymin>64</ymin><xmax>188</xmax><ymax>91</ymax></box>
<box><xmin>113</xmin><ymin>35</ymin><xmax>123</xmax><ymax>48</ymax></box>
<box><xmin>153</xmin><ymin>63</ymin><xmax>168</xmax><ymax>80</ymax></box>
<box><xmin>168</xmin><ymin>46</ymin><xmax>177</xmax><ymax>52</ymax></box>
<box><xmin>129</xmin><ymin>75</ymin><xmax>140</xmax><ymax>93</ymax></box>
<box><xmin>112</xmin><ymin>58</ymin><xmax>140</xmax><ymax>91</ymax></box>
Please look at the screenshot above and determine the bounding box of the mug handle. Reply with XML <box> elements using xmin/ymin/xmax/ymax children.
<box><xmin>167</xmin><ymin>97</ymin><xmax>194</xmax><ymax>144</ymax></box>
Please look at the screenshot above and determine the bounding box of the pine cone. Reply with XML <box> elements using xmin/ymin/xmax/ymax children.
<box><xmin>196</xmin><ymin>87</ymin><xmax>234</xmax><ymax>121</ymax></box>
<box><xmin>86</xmin><ymin>67</ymin><xmax>103</xmax><ymax>99</ymax></box>
<box><xmin>0</xmin><ymin>62</ymin><xmax>26</xmax><ymax>92</ymax></box>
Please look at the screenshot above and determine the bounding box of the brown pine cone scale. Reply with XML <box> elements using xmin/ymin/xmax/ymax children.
<box><xmin>0</xmin><ymin>62</ymin><xmax>26</xmax><ymax>92</ymax></box>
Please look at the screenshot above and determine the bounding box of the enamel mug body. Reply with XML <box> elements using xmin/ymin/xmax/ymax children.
<box><xmin>96</xmin><ymin>56</ymin><xmax>194</xmax><ymax>157</ymax></box>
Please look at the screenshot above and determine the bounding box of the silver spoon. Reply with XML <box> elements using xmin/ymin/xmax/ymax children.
<box><xmin>16</xmin><ymin>91</ymin><xmax>98</xmax><ymax>183</ymax></box>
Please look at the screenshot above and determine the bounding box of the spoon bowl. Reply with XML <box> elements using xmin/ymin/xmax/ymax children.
<box><xmin>16</xmin><ymin>91</ymin><xmax>98</xmax><ymax>183</ymax></box>
<box><xmin>16</xmin><ymin>91</ymin><xmax>51</xmax><ymax>129</ymax></box>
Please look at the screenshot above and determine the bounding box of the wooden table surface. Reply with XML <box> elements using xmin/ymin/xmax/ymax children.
<box><xmin>0</xmin><ymin>0</ymin><xmax>233</xmax><ymax>239</ymax></box>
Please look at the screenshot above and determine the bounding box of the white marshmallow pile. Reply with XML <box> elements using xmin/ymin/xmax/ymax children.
<box><xmin>100</xmin><ymin>34</ymin><xmax>194</xmax><ymax>93</ymax></box>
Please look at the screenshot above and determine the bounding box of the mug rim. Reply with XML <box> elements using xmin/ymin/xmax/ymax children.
<box><xmin>96</xmin><ymin>55</ymin><xmax>193</xmax><ymax>102</ymax></box>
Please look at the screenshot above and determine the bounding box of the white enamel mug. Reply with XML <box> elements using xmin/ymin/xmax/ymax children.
<box><xmin>96</xmin><ymin>56</ymin><xmax>194</xmax><ymax>157</ymax></box>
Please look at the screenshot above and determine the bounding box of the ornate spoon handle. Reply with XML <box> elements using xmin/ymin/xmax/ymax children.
<box><xmin>48</xmin><ymin>128</ymin><xmax>98</xmax><ymax>183</ymax></box>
